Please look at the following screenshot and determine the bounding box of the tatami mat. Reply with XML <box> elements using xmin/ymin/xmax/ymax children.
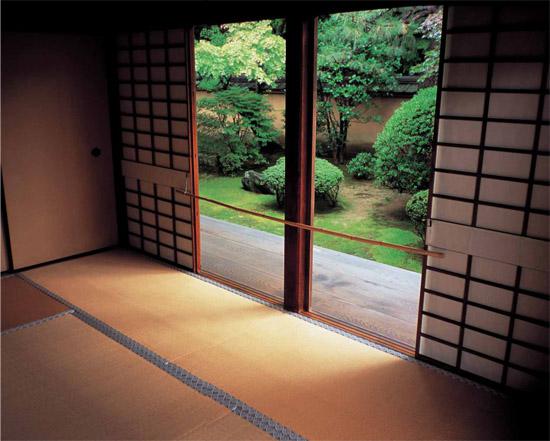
<box><xmin>1</xmin><ymin>275</ymin><xmax>68</xmax><ymax>331</ymax></box>
<box><xmin>1</xmin><ymin>313</ymin><xmax>272</xmax><ymax>440</ymax></box>
<box><xmin>23</xmin><ymin>249</ymin><xmax>515</xmax><ymax>440</ymax></box>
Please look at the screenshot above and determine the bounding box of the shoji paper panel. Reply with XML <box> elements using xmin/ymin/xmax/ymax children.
<box><xmin>419</xmin><ymin>4</ymin><xmax>549</xmax><ymax>391</ymax></box>
<box><xmin>115</xmin><ymin>30</ymin><xmax>195</xmax><ymax>269</ymax></box>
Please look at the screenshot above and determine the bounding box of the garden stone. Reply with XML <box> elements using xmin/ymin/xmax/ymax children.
<box><xmin>241</xmin><ymin>170</ymin><xmax>272</xmax><ymax>194</ymax></box>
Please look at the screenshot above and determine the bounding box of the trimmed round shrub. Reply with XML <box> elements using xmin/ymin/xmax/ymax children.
<box><xmin>347</xmin><ymin>152</ymin><xmax>375</xmax><ymax>179</ymax></box>
<box><xmin>263</xmin><ymin>158</ymin><xmax>344</xmax><ymax>208</ymax></box>
<box><xmin>406</xmin><ymin>189</ymin><xmax>429</xmax><ymax>241</ymax></box>
<box><xmin>315</xmin><ymin>158</ymin><xmax>345</xmax><ymax>206</ymax></box>
<box><xmin>262</xmin><ymin>158</ymin><xmax>286</xmax><ymax>206</ymax></box>
<box><xmin>218</xmin><ymin>152</ymin><xmax>245</xmax><ymax>176</ymax></box>
<box><xmin>373</xmin><ymin>87</ymin><xmax>437</xmax><ymax>193</ymax></box>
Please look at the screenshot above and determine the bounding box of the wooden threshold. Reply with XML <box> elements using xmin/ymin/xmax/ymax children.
<box><xmin>302</xmin><ymin>310</ymin><xmax>416</xmax><ymax>357</ymax></box>
<box><xmin>5</xmin><ymin>246</ymin><xmax>118</xmax><ymax>275</ymax></box>
<box><xmin>198</xmin><ymin>269</ymin><xmax>283</xmax><ymax>308</ymax></box>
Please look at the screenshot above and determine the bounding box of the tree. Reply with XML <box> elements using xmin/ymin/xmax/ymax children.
<box><xmin>197</xmin><ymin>87</ymin><xmax>279</xmax><ymax>175</ymax></box>
<box><xmin>316</xmin><ymin>8</ymin><xmax>434</xmax><ymax>163</ymax></box>
<box><xmin>195</xmin><ymin>21</ymin><xmax>285</xmax><ymax>91</ymax></box>
<box><xmin>410</xmin><ymin>8</ymin><xmax>443</xmax><ymax>87</ymax></box>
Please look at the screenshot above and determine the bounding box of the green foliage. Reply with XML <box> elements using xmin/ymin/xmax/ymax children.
<box><xmin>347</xmin><ymin>152</ymin><xmax>375</xmax><ymax>179</ymax></box>
<box><xmin>199</xmin><ymin>25</ymin><xmax>228</xmax><ymax>46</ymax></box>
<box><xmin>314</xmin><ymin>159</ymin><xmax>346</xmax><ymax>207</ymax></box>
<box><xmin>217</xmin><ymin>153</ymin><xmax>246</xmax><ymax>176</ymax></box>
<box><xmin>197</xmin><ymin>87</ymin><xmax>279</xmax><ymax>175</ymax></box>
<box><xmin>406</xmin><ymin>189</ymin><xmax>429</xmax><ymax>240</ymax></box>
<box><xmin>198</xmin><ymin>153</ymin><xmax>218</xmax><ymax>173</ymax></box>
<box><xmin>261</xmin><ymin>158</ymin><xmax>286</xmax><ymax>206</ymax></box>
<box><xmin>373</xmin><ymin>86</ymin><xmax>436</xmax><ymax>192</ymax></box>
<box><xmin>199</xmin><ymin>176</ymin><xmax>423</xmax><ymax>272</ymax></box>
<box><xmin>263</xmin><ymin>158</ymin><xmax>344</xmax><ymax>208</ymax></box>
<box><xmin>410</xmin><ymin>8</ymin><xmax>443</xmax><ymax>86</ymax></box>
<box><xmin>270</xmin><ymin>19</ymin><xmax>286</xmax><ymax>38</ymax></box>
<box><xmin>195</xmin><ymin>21</ymin><xmax>285</xmax><ymax>91</ymax></box>
<box><xmin>317</xmin><ymin>9</ymin><xmax>427</xmax><ymax>163</ymax></box>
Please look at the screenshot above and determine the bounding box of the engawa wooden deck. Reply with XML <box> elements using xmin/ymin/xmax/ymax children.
<box><xmin>200</xmin><ymin>216</ymin><xmax>421</xmax><ymax>348</ymax></box>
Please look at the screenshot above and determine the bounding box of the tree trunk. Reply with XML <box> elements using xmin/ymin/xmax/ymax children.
<box><xmin>341</xmin><ymin>121</ymin><xmax>349</xmax><ymax>164</ymax></box>
<box><xmin>221</xmin><ymin>77</ymin><xmax>231</xmax><ymax>90</ymax></box>
<box><xmin>337</xmin><ymin>119</ymin><xmax>349</xmax><ymax>164</ymax></box>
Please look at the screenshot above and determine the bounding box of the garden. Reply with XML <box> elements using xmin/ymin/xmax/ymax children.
<box><xmin>195</xmin><ymin>7</ymin><xmax>442</xmax><ymax>273</ymax></box>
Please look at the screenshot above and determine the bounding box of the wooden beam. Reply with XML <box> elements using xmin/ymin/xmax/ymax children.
<box><xmin>283</xmin><ymin>16</ymin><xmax>317</xmax><ymax>313</ymax></box>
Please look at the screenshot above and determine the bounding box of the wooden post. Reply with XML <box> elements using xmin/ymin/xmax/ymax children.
<box><xmin>186</xmin><ymin>26</ymin><xmax>201</xmax><ymax>274</ymax></box>
<box><xmin>284</xmin><ymin>16</ymin><xmax>317</xmax><ymax>312</ymax></box>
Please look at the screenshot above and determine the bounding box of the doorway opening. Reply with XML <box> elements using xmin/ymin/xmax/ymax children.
<box><xmin>193</xmin><ymin>7</ymin><xmax>443</xmax><ymax>351</ymax></box>
<box><xmin>311</xmin><ymin>6</ymin><xmax>443</xmax><ymax>349</ymax></box>
<box><xmin>194</xmin><ymin>19</ymin><xmax>287</xmax><ymax>301</ymax></box>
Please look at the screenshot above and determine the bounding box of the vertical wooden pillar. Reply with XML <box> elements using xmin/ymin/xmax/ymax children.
<box><xmin>105</xmin><ymin>35</ymin><xmax>129</xmax><ymax>248</ymax></box>
<box><xmin>284</xmin><ymin>16</ymin><xmax>317</xmax><ymax>312</ymax></box>
<box><xmin>187</xmin><ymin>26</ymin><xmax>201</xmax><ymax>274</ymax></box>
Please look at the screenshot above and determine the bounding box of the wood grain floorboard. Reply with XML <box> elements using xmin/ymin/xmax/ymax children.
<box><xmin>200</xmin><ymin>216</ymin><xmax>420</xmax><ymax>346</ymax></box>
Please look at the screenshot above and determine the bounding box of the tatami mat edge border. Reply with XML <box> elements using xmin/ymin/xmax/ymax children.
<box><xmin>16</xmin><ymin>274</ymin><xmax>308</xmax><ymax>441</ymax></box>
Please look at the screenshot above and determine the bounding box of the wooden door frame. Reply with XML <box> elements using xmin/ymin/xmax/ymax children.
<box><xmin>188</xmin><ymin>17</ymin><xmax>319</xmax><ymax>313</ymax></box>
<box><xmin>186</xmin><ymin>25</ymin><xmax>201</xmax><ymax>274</ymax></box>
<box><xmin>187</xmin><ymin>5</ymin><xmax>441</xmax><ymax>357</ymax></box>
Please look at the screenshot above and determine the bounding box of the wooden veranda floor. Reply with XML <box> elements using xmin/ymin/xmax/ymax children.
<box><xmin>200</xmin><ymin>216</ymin><xmax>421</xmax><ymax>348</ymax></box>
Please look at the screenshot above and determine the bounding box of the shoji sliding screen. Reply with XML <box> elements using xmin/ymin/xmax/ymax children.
<box><xmin>418</xmin><ymin>4</ymin><xmax>549</xmax><ymax>391</ymax></box>
<box><xmin>114</xmin><ymin>29</ymin><xmax>197</xmax><ymax>270</ymax></box>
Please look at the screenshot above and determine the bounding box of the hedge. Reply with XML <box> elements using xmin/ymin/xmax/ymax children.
<box><xmin>406</xmin><ymin>189</ymin><xmax>429</xmax><ymax>241</ymax></box>
<box><xmin>347</xmin><ymin>152</ymin><xmax>375</xmax><ymax>179</ymax></box>
<box><xmin>373</xmin><ymin>86</ymin><xmax>436</xmax><ymax>193</ymax></box>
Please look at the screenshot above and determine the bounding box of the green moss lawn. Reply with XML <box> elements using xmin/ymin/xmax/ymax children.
<box><xmin>199</xmin><ymin>172</ymin><xmax>423</xmax><ymax>272</ymax></box>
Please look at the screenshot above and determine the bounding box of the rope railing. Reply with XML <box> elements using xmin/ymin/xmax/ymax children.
<box><xmin>175</xmin><ymin>189</ymin><xmax>444</xmax><ymax>259</ymax></box>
